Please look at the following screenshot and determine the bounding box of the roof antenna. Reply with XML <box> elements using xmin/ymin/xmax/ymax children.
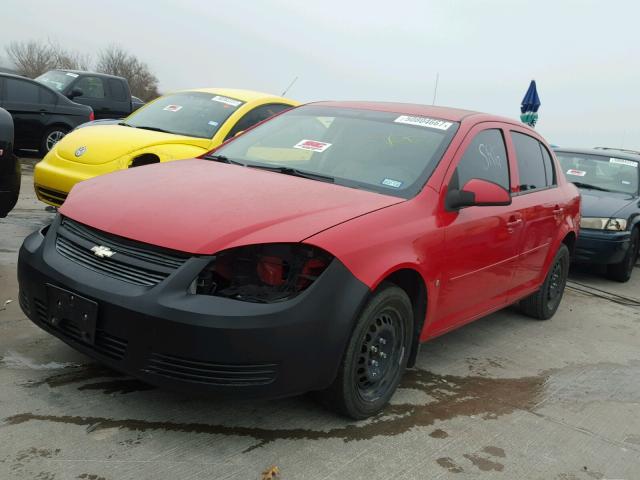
<box><xmin>432</xmin><ymin>72</ymin><xmax>439</xmax><ymax>105</ymax></box>
<box><xmin>282</xmin><ymin>76</ymin><xmax>299</xmax><ymax>97</ymax></box>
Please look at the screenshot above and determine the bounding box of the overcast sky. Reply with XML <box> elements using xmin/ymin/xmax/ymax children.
<box><xmin>2</xmin><ymin>0</ymin><xmax>639</xmax><ymax>149</ymax></box>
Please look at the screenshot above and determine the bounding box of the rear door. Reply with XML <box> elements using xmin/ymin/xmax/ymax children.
<box><xmin>73</xmin><ymin>76</ymin><xmax>110</xmax><ymax>118</ymax></box>
<box><xmin>2</xmin><ymin>77</ymin><xmax>44</xmax><ymax>149</ymax></box>
<box><xmin>106</xmin><ymin>78</ymin><xmax>132</xmax><ymax>118</ymax></box>
<box><xmin>433</xmin><ymin>124</ymin><xmax>522</xmax><ymax>332</ymax></box>
<box><xmin>507</xmin><ymin>129</ymin><xmax>565</xmax><ymax>295</ymax></box>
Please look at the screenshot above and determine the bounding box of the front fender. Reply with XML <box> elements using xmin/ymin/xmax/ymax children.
<box><xmin>118</xmin><ymin>144</ymin><xmax>210</xmax><ymax>168</ymax></box>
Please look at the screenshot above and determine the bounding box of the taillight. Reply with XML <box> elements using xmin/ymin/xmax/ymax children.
<box><xmin>89</xmin><ymin>110</ymin><xmax>95</xmax><ymax>121</ymax></box>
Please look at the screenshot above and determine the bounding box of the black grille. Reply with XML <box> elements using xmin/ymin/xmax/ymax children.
<box><xmin>145</xmin><ymin>352</ymin><xmax>278</xmax><ymax>386</ymax></box>
<box><xmin>34</xmin><ymin>298</ymin><xmax>47</xmax><ymax>323</ymax></box>
<box><xmin>36</xmin><ymin>186</ymin><xmax>67</xmax><ymax>206</ymax></box>
<box><xmin>32</xmin><ymin>296</ymin><xmax>128</xmax><ymax>361</ymax></box>
<box><xmin>58</xmin><ymin>322</ymin><xmax>128</xmax><ymax>361</ymax></box>
<box><xmin>19</xmin><ymin>290</ymin><xmax>31</xmax><ymax>316</ymax></box>
<box><xmin>55</xmin><ymin>218</ymin><xmax>190</xmax><ymax>287</ymax></box>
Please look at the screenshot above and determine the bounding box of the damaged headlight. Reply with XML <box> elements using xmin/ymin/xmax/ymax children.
<box><xmin>580</xmin><ymin>217</ymin><xmax>628</xmax><ymax>231</ymax></box>
<box><xmin>189</xmin><ymin>243</ymin><xmax>333</xmax><ymax>303</ymax></box>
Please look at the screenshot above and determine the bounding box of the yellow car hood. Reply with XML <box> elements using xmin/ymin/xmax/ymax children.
<box><xmin>56</xmin><ymin>125</ymin><xmax>212</xmax><ymax>165</ymax></box>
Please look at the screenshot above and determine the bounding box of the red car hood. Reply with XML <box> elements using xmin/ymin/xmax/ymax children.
<box><xmin>60</xmin><ymin>159</ymin><xmax>403</xmax><ymax>254</ymax></box>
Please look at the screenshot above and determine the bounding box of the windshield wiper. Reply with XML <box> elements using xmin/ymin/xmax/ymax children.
<box><xmin>247</xmin><ymin>165</ymin><xmax>335</xmax><ymax>183</ymax></box>
<box><xmin>118</xmin><ymin>121</ymin><xmax>134</xmax><ymax>127</ymax></box>
<box><xmin>133</xmin><ymin>125</ymin><xmax>173</xmax><ymax>134</ymax></box>
<box><xmin>203</xmin><ymin>154</ymin><xmax>245</xmax><ymax>166</ymax></box>
<box><xmin>572</xmin><ymin>182</ymin><xmax>611</xmax><ymax>192</ymax></box>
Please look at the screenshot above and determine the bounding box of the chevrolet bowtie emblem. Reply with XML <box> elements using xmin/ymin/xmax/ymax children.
<box><xmin>91</xmin><ymin>245</ymin><xmax>115</xmax><ymax>258</ymax></box>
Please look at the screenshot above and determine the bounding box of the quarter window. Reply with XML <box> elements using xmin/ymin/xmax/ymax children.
<box><xmin>511</xmin><ymin>132</ymin><xmax>555</xmax><ymax>192</ymax></box>
<box><xmin>76</xmin><ymin>76</ymin><xmax>105</xmax><ymax>99</ymax></box>
<box><xmin>451</xmin><ymin>129</ymin><xmax>510</xmax><ymax>191</ymax></box>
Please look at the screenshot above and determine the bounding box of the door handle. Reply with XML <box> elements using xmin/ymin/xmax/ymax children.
<box><xmin>506</xmin><ymin>218</ymin><xmax>523</xmax><ymax>228</ymax></box>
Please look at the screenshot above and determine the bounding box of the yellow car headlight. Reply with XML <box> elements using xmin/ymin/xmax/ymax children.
<box><xmin>580</xmin><ymin>217</ymin><xmax>627</xmax><ymax>231</ymax></box>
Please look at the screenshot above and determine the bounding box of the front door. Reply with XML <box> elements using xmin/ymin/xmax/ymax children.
<box><xmin>430</xmin><ymin>126</ymin><xmax>522</xmax><ymax>334</ymax></box>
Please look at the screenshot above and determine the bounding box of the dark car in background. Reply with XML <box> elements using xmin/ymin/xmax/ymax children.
<box><xmin>131</xmin><ymin>95</ymin><xmax>145</xmax><ymax>112</ymax></box>
<box><xmin>36</xmin><ymin>70</ymin><xmax>134</xmax><ymax>120</ymax></box>
<box><xmin>554</xmin><ymin>147</ymin><xmax>640</xmax><ymax>281</ymax></box>
<box><xmin>0</xmin><ymin>73</ymin><xmax>94</xmax><ymax>155</ymax></box>
<box><xmin>0</xmin><ymin>107</ymin><xmax>20</xmax><ymax>217</ymax></box>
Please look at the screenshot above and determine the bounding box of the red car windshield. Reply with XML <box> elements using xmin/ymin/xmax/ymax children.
<box><xmin>216</xmin><ymin>105</ymin><xmax>458</xmax><ymax>198</ymax></box>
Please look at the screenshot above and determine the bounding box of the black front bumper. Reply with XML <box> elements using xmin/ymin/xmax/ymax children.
<box><xmin>18</xmin><ymin>219</ymin><xmax>370</xmax><ymax>399</ymax></box>
<box><xmin>574</xmin><ymin>229</ymin><xmax>631</xmax><ymax>265</ymax></box>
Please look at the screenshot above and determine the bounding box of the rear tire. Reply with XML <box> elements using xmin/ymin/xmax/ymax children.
<box><xmin>319</xmin><ymin>283</ymin><xmax>413</xmax><ymax>419</ymax></box>
<box><xmin>606</xmin><ymin>228</ymin><xmax>638</xmax><ymax>283</ymax></box>
<box><xmin>40</xmin><ymin>126</ymin><xmax>69</xmax><ymax>155</ymax></box>
<box><xmin>520</xmin><ymin>244</ymin><xmax>570</xmax><ymax>320</ymax></box>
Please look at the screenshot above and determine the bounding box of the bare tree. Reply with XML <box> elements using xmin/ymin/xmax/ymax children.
<box><xmin>5</xmin><ymin>39</ymin><xmax>91</xmax><ymax>77</ymax></box>
<box><xmin>96</xmin><ymin>45</ymin><xmax>160</xmax><ymax>101</ymax></box>
<box><xmin>5</xmin><ymin>40</ymin><xmax>55</xmax><ymax>77</ymax></box>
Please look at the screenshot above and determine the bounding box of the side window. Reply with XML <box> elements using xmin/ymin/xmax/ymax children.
<box><xmin>108</xmin><ymin>79</ymin><xmax>128</xmax><ymax>101</ymax></box>
<box><xmin>451</xmin><ymin>129</ymin><xmax>509</xmax><ymax>191</ymax></box>
<box><xmin>76</xmin><ymin>76</ymin><xmax>105</xmax><ymax>99</ymax></box>
<box><xmin>5</xmin><ymin>78</ymin><xmax>40</xmax><ymax>103</ymax></box>
<box><xmin>39</xmin><ymin>86</ymin><xmax>57</xmax><ymax>105</ymax></box>
<box><xmin>539</xmin><ymin>144</ymin><xmax>556</xmax><ymax>186</ymax></box>
<box><xmin>225</xmin><ymin>104</ymin><xmax>291</xmax><ymax>140</ymax></box>
<box><xmin>511</xmin><ymin>132</ymin><xmax>553</xmax><ymax>192</ymax></box>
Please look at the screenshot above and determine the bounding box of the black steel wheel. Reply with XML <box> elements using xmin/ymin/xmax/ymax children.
<box><xmin>520</xmin><ymin>244</ymin><xmax>570</xmax><ymax>320</ymax></box>
<box><xmin>319</xmin><ymin>283</ymin><xmax>413</xmax><ymax>419</ymax></box>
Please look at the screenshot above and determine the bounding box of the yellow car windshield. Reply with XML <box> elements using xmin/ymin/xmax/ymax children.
<box><xmin>125</xmin><ymin>92</ymin><xmax>245</xmax><ymax>139</ymax></box>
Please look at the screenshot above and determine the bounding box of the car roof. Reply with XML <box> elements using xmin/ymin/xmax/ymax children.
<box><xmin>56</xmin><ymin>69</ymin><xmax>125</xmax><ymax>81</ymax></box>
<box><xmin>307</xmin><ymin>101</ymin><xmax>520</xmax><ymax>124</ymax></box>
<box><xmin>181</xmin><ymin>88</ymin><xmax>296</xmax><ymax>103</ymax></box>
<box><xmin>553</xmin><ymin>146</ymin><xmax>640</xmax><ymax>161</ymax></box>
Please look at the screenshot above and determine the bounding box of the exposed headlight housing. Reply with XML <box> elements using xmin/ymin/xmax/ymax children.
<box><xmin>580</xmin><ymin>217</ymin><xmax>628</xmax><ymax>231</ymax></box>
<box><xmin>189</xmin><ymin>243</ymin><xmax>333</xmax><ymax>303</ymax></box>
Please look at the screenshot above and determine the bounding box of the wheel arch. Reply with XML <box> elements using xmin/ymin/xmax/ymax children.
<box><xmin>374</xmin><ymin>267</ymin><xmax>428</xmax><ymax>368</ymax></box>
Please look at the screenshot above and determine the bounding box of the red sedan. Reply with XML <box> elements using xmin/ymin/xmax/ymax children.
<box><xmin>18</xmin><ymin>102</ymin><xmax>580</xmax><ymax>418</ymax></box>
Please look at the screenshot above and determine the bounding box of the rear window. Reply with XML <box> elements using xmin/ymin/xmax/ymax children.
<box><xmin>125</xmin><ymin>92</ymin><xmax>244</xmax><ymax>138</ymax></box>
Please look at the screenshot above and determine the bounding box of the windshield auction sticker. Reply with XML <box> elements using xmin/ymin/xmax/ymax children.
<box><xmin>293</xmin><ymin>139</ymin><xmax>332</xmax><ymax>152</ymax></box>
<box><xmin>211</xmin><ymin>95</ymin><xmax>242</xmax><ymax>107</ymax></box>
<box><xmin>394</xmin><ymin>115</ymin><xmax>453</xmax><ymax>130</ymax></box>
<box><xmin>610</xmin><ymin>158</ymin><xmax>638</xmax><ymax>168</ymax></box>
<box><xmin>163</xmin><ymin>104</ymin><xmax>183</xmax><ymax>112</ymax></box>
<box><xmin>566</xmin><ymin>169</ymin><xmax>586</xmax><ymax>177</ymax></box>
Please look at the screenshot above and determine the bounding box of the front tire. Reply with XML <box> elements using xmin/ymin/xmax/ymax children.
<box><xmin>520</xmin><ymin>244</ymin><xmax>570</xmax><ymax>320</ymax></box>
<box><xmin>319</xmin><ymin>283</ymin><xmax>413</xmax><ymax>419</ymax></box>
<box><xmin>606</xmin><ymin>228</ymin><xmax>638</xmax><ymax>283</ymax></box>
<box><xmin>40</xmin><ymin>126</ymin><xmax>69</xmax><ymax>155</ymax></box>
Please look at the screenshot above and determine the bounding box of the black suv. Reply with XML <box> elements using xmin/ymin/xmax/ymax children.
<box><xmin>0</xmin><ymin>73</ymin><xmax>93</xmax><ymax>155</ymax></box>
<box><xmin>36</xmin><ymin>70</ymin><xmax>134</xmax><ymax>119</ymax></box>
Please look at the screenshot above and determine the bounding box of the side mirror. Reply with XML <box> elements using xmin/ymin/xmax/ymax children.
<box><xmin>67</xmin><ymin>87</ymin><xmax>83</xmax><ymax>99</ymax></box>
<box><xmin>446</xmin><ymin>178</ymin><xmax>511</xmax><ymax>210</ymax></box>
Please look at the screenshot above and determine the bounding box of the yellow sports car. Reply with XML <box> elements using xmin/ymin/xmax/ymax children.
<box><xmin>34</xmin><ymin>88</ymin><xmax>298</xmax><ymax>206</ymax></box>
